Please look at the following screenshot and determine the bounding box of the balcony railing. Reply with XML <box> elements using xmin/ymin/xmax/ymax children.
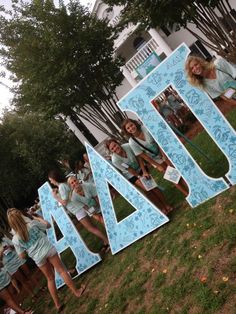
<box><xmin>125</xmin><ymin>38</ymin><xmax>162</xmax><ymax>75</ymax></box>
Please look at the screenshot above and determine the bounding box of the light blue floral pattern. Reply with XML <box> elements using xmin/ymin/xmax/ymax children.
<box><xmin>118</xmin><ymin>44</ymin><xmax>236</xmax><ymax>207</ymax></box>
<box><xmin>38</xmin><ymin>182</ymin><xmax>101</xmax><ymax>288</ymax></box>
<box><xmin>86</xmin><ymin>144</ymin><xmax>169</xmax><ymax>255</ymax></box>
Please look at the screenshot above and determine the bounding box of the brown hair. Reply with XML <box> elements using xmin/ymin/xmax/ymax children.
<box><xmin>48</xmin><ymin>169</ymin><xmax>66</xmax><ymax>183</ymax></box>
<box><xmin>121</xmin><ymin>119</ymin><xmax>142</xmax><ymax>138</ymax></box>
<box><xmin>105</xmin><ymin>138</ymin><xmax>121</xmax><ymax>151</ymax></box>
<box><xmin>7</xmin><ymin>208</ymin><xmax>29</xmax><ymax>242</ymax></box>
<box><xmin>185</xmin><ymin>55</ymin><xmax>214</xmax><ymax>89</ymax></box>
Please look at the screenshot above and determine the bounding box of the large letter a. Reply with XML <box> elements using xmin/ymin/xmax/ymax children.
<box><xmin>86</xmin><ymin>144</ymin><xmax>169</xmax><ymax>254</ymax></box>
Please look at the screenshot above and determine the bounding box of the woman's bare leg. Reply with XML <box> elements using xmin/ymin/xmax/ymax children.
<box><xmin>135</xmin><ymin>180</ymin><xmax>169</xmax><ymax>214</ymax></box>
<box><xmin>20</xmin><ymin>263</ymin><xmax>39</xmax><ymax>291</ymax></box>
<box><xmin>0</xmin><ymin>285</ymin><xmax>29</xmax><ymax>314</ymax></box>
<box><xmin>39</xmin><ymin>260</ymin><xmax>61</xmax><ymax>309</ymax></box>
<box><xmin>92</xmin><ymin>213</ymin><xmax>104</xmax><ymax>225</ymax></box>
<box><xmin>20</xmin><ymin>262</ymin><xmax>30</xmax><ymax>276</ymax></box>
<box><xmin>48</xmin><ymin>254</ymin><xmax>85</xmax><ymax>298</ymax></box>
<box><xmin>12</xmin><ymin>270</ymin><xmax>33</xmax><ymax>296</ymax></box>
<box><xmin>150</xmin><ymin>188</ymin><xmax>172</xmax><ymax>213</ymax></box>
<box><xmin>175</xmin><ymin>178</ymin><xmax>188</xmax><ymax>196</ymax></box>
<box><xmin>11</xmin><ymin>278</ymin><xmax>20</xmax><ymax>294</ymax></box>
<box><xmin>80</xmin><ymin>216</ymin><xmax>108</xmax><ymax>244</ymax></box>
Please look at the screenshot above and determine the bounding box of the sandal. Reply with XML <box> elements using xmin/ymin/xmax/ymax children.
<box><xmin>56</xmin><ymin>304</ymin><xmax>65</xmax><ymax>313</ymax></box>
<box><xmin>76</xmin><ymin>284</ymin><xmax>86</xmax><ymax>297</ymax></box>
<box><xmin>100</xmin><ymin>244</ymin><xmax>110</xmax><ymax>253</ymax></box>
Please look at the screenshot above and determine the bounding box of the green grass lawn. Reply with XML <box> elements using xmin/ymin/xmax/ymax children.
<box><xmin>25</xmin><ymin>109</ymin><xmax>236</xmax><ymax>314</ymax></box>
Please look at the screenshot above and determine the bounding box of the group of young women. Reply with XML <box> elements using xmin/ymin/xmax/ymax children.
<box><xmin>1</xmin><ymin>54</ymin><xmax>235</xmax><ymax>314</ymax></box>
<box><xmin>105</xmin><ymin>118</ymin><xmax>189</xmax><ymax>215</ymax></box>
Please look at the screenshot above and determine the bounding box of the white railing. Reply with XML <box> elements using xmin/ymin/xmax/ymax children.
<box><xmin>125</xmin><ymin>38</ymin><xmax>161</xmax><ymax>74</ymax></box>
<box><xmin>109</xmin><ymin>14</ymin><xmax>120</xmax><ymax>27</ymax></box>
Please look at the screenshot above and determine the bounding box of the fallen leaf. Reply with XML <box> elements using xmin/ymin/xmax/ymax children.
<box><xmin>200</xmin><ymin>276</ymin><xmax>207</xmax><ymax>283</ymax></box>
<box><xmin>222</xmin><ymin>276</ymin><xmax>229</xmax><ymax>282</ymax></box>
<box><xmin>162</xmin><ymin>269</ymin><xmax>168</xmax><ymax>274</ymax></box>
<box><xmin>198</xmin><ymin>255</ymin><xmax>202</xmax><ymax>259</ymax></box>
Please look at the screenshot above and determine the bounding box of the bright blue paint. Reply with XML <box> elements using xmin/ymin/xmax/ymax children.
<box><xmin>86</xmin><ymin>144</ymin><xmax>169</xmax><ymax>255</ymax></box>
<box><xmin>118</xmin><ymin>44</ymin><xmax>235</xmax><ymax>207</ymax></box>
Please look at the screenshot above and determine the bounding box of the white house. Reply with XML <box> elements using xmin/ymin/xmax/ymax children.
<box><xmin>67</xmin><ymin>0</ymin><xmax>236</xmax><ymax>146</ymax></box>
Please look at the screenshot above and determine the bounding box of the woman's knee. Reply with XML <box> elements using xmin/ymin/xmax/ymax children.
<box><xmin>86</xmin><ymin>224</ymin><xmax>97</xmax><ymax>233</ymax></box>
<box><xmin>46</xmin><ymin>273</ymin><xmax>55</xmax><ymax>282</ymax></box>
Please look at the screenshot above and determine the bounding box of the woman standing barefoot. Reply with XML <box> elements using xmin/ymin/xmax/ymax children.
<box><xmin>7</xmin><ymin>208</ymin><xmax>85</xmax><ymax>312</ymax></box>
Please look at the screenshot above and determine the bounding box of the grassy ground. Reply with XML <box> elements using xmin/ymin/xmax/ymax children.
<box><xmin>24</xmin><ymin>109</ymin><xmax>236</xmax><ymax>314</ymax></box>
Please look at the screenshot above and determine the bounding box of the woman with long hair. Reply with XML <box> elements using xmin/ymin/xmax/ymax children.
<box><xmin>185</xmin><ymin>55</ymin><xmax>236</xmax><ymax>105</ymax></box>
<box><xmin>106</xmin><ymin>138</ymin><xmax>173</xmax><ymax>214</ymax></box>
<box><xmin>48</xmin><ymin>169</ymin><xmax>103</xmax><ymax>224</ymax></box>
<box><xmin>7</xmin><ymin>208</ymin><xmax>85</xmax><ymax>312</ymax></box>
<box><xmin>66</xmin><ymin>176</ymin><xmax>109</xmax><ymax>252</ymax></box>
<box><xmin>121</xmin><ymin>119</ymin><xmax>188</xmax><ymax>196</ymax></box>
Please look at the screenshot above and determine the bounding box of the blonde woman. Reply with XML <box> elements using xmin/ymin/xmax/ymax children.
<box><xmin>67</xmin><ymin>176</ymin><xmax>110</xmax><ymax>252</ymax></box>
<box><xmin>185</xmin><ymin>55</ymin><xmax>236</xmax><ymax>105</ymax></box>
<box><xmin>7</xmin><ymin>208</ymin><xmax>85</xmax><ymax>313</ymax></box>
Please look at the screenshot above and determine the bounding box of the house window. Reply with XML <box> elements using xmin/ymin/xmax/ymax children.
<box><xmin>102</xmin><ymin>8</ymin><xmax>114</xmax><ymax>20</ymax></box>
<box><xmin>133</xmin><ymin>37</ymin><xmax>146</xmax><ymax>51</ymax></box>
<box><xmin>189</xmin><ymin>40</ymin><xmax>212</xmax><ymax>60</ymax></box>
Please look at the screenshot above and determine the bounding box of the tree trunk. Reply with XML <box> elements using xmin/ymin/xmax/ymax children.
<box><xmin>185</xmin><ymin>1</ymin><xmax>236</xmax><ymax>63</ymax></box>
<box><xmin>69</xmin><ymin>110</ymin><xmax>99</xmax><ymax>146</ymax></box>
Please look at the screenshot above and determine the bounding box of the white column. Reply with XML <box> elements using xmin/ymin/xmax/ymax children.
<box><xmin>121</xmin><ymin>66</ymin><xmax>137</xmax><ymax>87</ymax></box>
<box><xmin>148</xmin><ymin>28</ymin><xmax>172</xmax><ymax>56</ymax></box>
<box><xmin>63</xmin><ymin>116</ymin><xmax>92</xmax><ymax>146</ymax></box>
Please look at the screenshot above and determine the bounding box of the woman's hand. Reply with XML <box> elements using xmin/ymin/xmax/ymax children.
<box><xmin>19</xmin><ymin>251</ymin><xmax>27</xmax><ymax>260</ymax></box>
<box><xmin>34</xmin><ymin>216</ymin><xmax>51</xmax><ymax>228</ymax></box>
<box><xmin>142</xmin><ymin>170</ymin><xmax>150</xmax><ymax>178</ymax></box>
<box><xmin>152</xmin><ymin>163</ymin><xmax>164</xmax><ymax>172</ymax></box>
<box><xmin>220</xmin><ymin>95</ymin><xmax>236</xmax><ymax>106</ymax></box>
<box><xmin>83</xmin><ymin>205</ymin><xmax>89</xmax><ymax>211</ymax></box>
<box><xmin>52</xmin><ymin>189</ymin><xmax>58</xmax><ymax>198</ymax></box>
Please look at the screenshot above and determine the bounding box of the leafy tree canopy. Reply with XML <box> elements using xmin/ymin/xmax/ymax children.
<box><xmin>0</xmin><ymin>0</ymin><xmax>123</xmax><ymax>117</ymax></box>
<box><xmin>0</xmin><ymin>110</ymin><xmax>84</xmax><ymax>208</ymax></box>
<box><xmin>103</xmin><ymin>0</ymin><xmax>236</xmax><ymax>62</ymax></box>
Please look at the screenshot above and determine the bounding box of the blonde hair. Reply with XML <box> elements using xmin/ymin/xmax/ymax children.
<box><xmin>67</xmin><ymin>175</ymin><xmax>78</xmax><ymax>187</ymax></box>
<box><xmin>7</xmin><ymin>208</ymin><xmax>29</xmax><ymax>242</ymax></box>
<box><xmin>185</xmin><ymin>55</ymin><xmax>215</xmax><ymax>89</ymax></box>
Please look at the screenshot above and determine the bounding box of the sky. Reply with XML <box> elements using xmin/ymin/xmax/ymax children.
<box><xmin>0</xmin><ymin>0</ymin><xmax>96</xmax><ymax>116</ymax></box>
